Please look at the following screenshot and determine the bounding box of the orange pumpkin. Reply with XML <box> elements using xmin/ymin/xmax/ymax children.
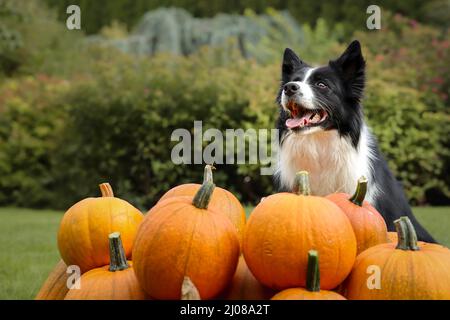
<box><xmin>159</xmin><ymin>165</ymin><xmax>246</xmax><ymax>245</ymax></box>
<box><xmin>133</xmin><ymin>180</ymin><xmax>240</xmax><ymax>300</ymax></box>
<box><xmin>344</xmin><ymin>216</ymin><xmax>450</xmax><ymax>300</ymax></box>
<box><xmin>64</xmin><ymin>232</ymin><xmax>147</xmax><ymax>300</ymax></box>
<box><xmin>35</xmin><ymin>260</ymin><xmax>70</xmax><ymax>300</ymax></box>
<box><xmin>220</xmin><ymin>255</ymin><xmax>275</xmax><ymax>300</ymax></box>
<box><xmin>326</xmin><ymin>177</ymin><xmax>388</xmax><ymax>254</ymax></box>
<box><xmin>57</xmin><ymin>183</ymin><xmax>143</xmax><ymax>272</ymax></box>
<box><xmin>243</xmin><ymin>171</ymin><xmax>356</xmax><ymax>290</ymax></box>
<box><xmin>387</xmin><ymin>231</ymin><xmax>398</xmax><ymax>243</ymax></box>
<box><xmin>272</xmin><ymin>250</ymin><xmax>346</xmax><ymax>300</ymax></box>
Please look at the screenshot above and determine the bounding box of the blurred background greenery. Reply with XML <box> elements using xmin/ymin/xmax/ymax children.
<box><xmin>0</xmin><ymin>0</ymin><xmax>449</xmax><ymax>211</ymax></box>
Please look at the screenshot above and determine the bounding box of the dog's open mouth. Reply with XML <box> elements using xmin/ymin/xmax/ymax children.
<box><xmin>285</xmin><ymin>101</ymin><xmax>328</xmax><ymax>129</ymax></box>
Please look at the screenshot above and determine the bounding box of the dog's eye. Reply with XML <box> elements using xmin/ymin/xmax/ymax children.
<box><xmin>316</xmin><ymin>82</ymin><xmax>327</xmax><ymax>89</ymax></box>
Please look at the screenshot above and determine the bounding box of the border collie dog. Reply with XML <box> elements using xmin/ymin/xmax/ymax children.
<box><xmin>275</xmin><ymin>40</ymin><xmax>435</xmax><ymax>242</ymax></box>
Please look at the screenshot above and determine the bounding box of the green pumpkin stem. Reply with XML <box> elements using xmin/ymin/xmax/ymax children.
<box><xmin>181</xmin><ymin>276</ymin><xmax>201</xmax><ymax>300</ymax></box>
<box><xmin>306</xmin><ymin>250</ymin><xmax>320</xmax><ymax>292</ymax></box>
<box><xmin>349</xmin><ymin>176</ymin><xmax>368</xmax><ymax>206</ymax></box>
<box><xmin>203</xmin><ymin>164</ymin><xmax>215</xmax><ymax>184</ymax></box>
<box><xmin>192</xmin><ymin>181</ymin><xmax>215</xmax><ymax>209</ymax></box>
<box><xmin>294</xmin><ymin>171</ymin><xmax>311</xmax><ymax>196</ymax></box>
<box><xmin>99</xmin><ymin>183</ymin><xmax>114</xmax><ymax>197</ymax></box>
<box><xmin>108</xmin><ymin>232</ymin><xmax>129</xmax><ymax>271</ymax></box>
<box><xmin>395</xmin><ymin>217</ymin><xmax>420</xmax><ymax>251</ymax></box>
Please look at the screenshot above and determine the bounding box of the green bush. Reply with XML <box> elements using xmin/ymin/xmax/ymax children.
<box><xmin>365</xmin><ymin>80</ymin><xmax>448</xmax><ymax>204</ymax></box>
<box><xmin>0</xmin><ymin>0</ymin><xmax>92</xmax><ymax>78</ymax></box>
<box><xmin>0</xmin><ymin>76</ymin><xmax>70</xmax><ymax>206</ymax></box>
<box><xmin>355</xmin><ymin>12</ymin><xmax>450</xmax><ymax>204</ymax></box>
<box><xmin>46</xmin><ymin>49</ymin><xmax>279</xmax><ymax>209</ymax></box>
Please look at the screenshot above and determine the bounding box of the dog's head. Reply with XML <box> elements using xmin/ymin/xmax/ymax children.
<box><xmin>277</xmin><ymin>40</ymin><xmax>365</xmax><ymax>146</ymax></box>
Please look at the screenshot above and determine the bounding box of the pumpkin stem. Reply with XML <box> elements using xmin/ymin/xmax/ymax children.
<box><xmin>203</xmin><ymin>164</ymin><xmax>215</xmax><ymax>184</ymax></box>
<box><xmin>192</xmin><ymin>181</ymin><xmax>215</xmax><ymax>209</ymax></box>
<box><xmin>394</xmin><ymin>218</ymin><xmax>408</xmax><ymax>250</ymax></box>
<box><xmin>349</xmin><ymin>176</ymin><xmax>368</xmax><ymax>206</ymax></box>
<box><xmin>306</xmin><ymin>250</ymin><xmax>320</xmax><ymax>292</ymax></box>
<box><xmin>181</xmin><ymin>276</ymin><xmax>201</xmax><ymax>300</ymax></box>
<box><xmin>99</xmin><ymin>183</ymin><xmax>114</xmax><ymax>197</ymax></box>
<box><xmin>294</xmin><ymin>171</ymin><xmax>311</xmax><ymax>196</ymax></box>
<box><xmin>395</xmin><ymin>217</ymin><xmax>419</xmax><ymax>251</ymax></box>
<box><xmin>108</xmin><ymin>232</ymin><xmax>129</xmax><ymax>271</ymax></box>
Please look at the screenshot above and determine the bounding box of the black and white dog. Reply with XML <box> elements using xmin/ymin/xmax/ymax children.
<box><xmin>275</xmin><ymin>40</ymin><xmax>435</xmax><ymax>243</ymax></box>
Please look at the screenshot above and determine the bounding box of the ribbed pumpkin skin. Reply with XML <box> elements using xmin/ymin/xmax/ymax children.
<box><xmin>159</xmin><ymin>183</ymin><xmax>246</xmax><ymax>245</ymax></box>
<box><xmin>345</xmin><ymin>242</ymin><xmax>450</xmax><ymax>300</ymax></box>
<box><xmin>35</xmin><ymin>260</ymin><xmax>69</xmax><ymax>300</ymax></box>
<box><xmin>221</xmin><ymin>255</ymin><xmax>275</xmax><ymax>300</ymax></box>
<box><xmin>326</xmin><ymin>193</ymin><xmax>388</xmax><ymax>254</ymax></box>
<box><xmin>64</xmin><ymin>262</ymin><xmax>147</xmax><ymax>300</ymax></box>
<box><xmin>57</xmin><ymin>197</ymin><xmax>143</xmax><ymax>272</ymax></box>
<box><xmin>133</xmin><ymin>196</ymin><xmax>240</xmax><ymax>300</ymax></box>
<box><xmin>271</xmin><ymin>288</ymin><xmax>346</xmax><ymax>300</ymax></box>
<box><xmin>243</xmin><ymin>193</ymin><xmax>357</xmax><ymax>290</ymax></box>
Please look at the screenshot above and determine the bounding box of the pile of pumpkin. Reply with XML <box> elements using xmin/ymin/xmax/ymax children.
<box><xmin>36</xmin><ymin>165</ymin><xmax>450</xmax><ymax>300</ymax></box>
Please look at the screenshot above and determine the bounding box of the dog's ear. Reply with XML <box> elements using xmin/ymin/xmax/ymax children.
<box><xmin>330</xmin><ymin>40</ymin><xmax>365</xmax><ymax>100</ymax></box>
<box><xmin>282</xmin><ymin>48</ymin><xmax>303</xmax><ymax>82</ymax></box>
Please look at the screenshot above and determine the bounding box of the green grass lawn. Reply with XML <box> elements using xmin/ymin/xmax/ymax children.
<box><xmin>0</xmin><ymin>206</ymin><xmax>449</xmax><ymax>299</ymax></box>
<box><xmin>0</xmin><ymin>208</ymin><xmax>62</xmax><ymax>300</ymax></box>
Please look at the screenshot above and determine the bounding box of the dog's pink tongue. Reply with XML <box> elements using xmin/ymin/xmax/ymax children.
<box><xmin>285</xmin><ymin>111</ymin><xmax>314</xmax><ymax>129</ymax></box>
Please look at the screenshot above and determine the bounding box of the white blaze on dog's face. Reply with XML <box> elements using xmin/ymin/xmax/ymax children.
<box><xmin>280</xmin><ymin>67</ymin><xmax>316</xmax><ymax>112</ymax></box>
<box><xmin>279</xmin><ymin>60</ymin><xmax>331</xmax><ymax>135</ymax></box>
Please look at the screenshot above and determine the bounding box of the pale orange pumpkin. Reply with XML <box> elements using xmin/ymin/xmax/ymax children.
<box><xmin>220</xmin><ymin>255</ymin><xmax>275</xmax><ymax>300</ymax></box>
<box><xmin>64</xmin><ymin>232</ymin><xmax>147</xmax><ymax>300</ymax></box>
<box><xmin>133</xmin><ymin>181</ymin><xmax>240</xmax><ymax>300</ymax></box>
<box><xmin>243</xmin><ymin>171</ymin><xmax>357</xmax><ymax>290</ymax></box>
<box><xmin>159</xmin><ymin>165</ymin><xmax>246</xmax><ymax>245</ymax></box>
<box><xmin>272</xmin><ymin>250</ymin><xmax>346</xmax><ymax>300</ymax></box>
<box><xmin>326</xmin><ymin>177</ymin><xmax>388</xmax><ymax>254</ymax></box>
<box><xmin>57</xmin><ymin>183</ymin><xmax>143</xmax><ymax>272</ymax></box>
<box><xmin>35</xmin><ymin>260</ymin><xmax>70</xmax><ymax>300</ymax></box>
<box><xmin>344</xmin><ymin>216</ymin><xmax>450</xmax><ymax>300</ymax></box>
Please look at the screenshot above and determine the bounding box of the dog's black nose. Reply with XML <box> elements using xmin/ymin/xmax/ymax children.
<box><xmin>284</xmin><ymin>82</ymin><xmax>301</xmax><ymax>97</ymax></box>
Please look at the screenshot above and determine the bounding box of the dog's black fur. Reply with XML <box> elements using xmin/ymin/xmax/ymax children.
<box><xmin>274</xmin><ymin>40</ymin><xmax>436</xmax><ymax>243</ymax></box>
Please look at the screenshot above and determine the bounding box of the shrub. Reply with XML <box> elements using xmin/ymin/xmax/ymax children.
<box><xmin>0</xmin><ymin>75</ymin><xmax>70</xmax><ymax>206</ymax></box>
<box><xmin>0</xmin><ymin>0</ymin><xmax>93</xmax><ymax>78</ymax></box>
<box><xmin>365</xmin><ymin>80</ymin><xmax>448</xmax><ymax>204</ymax></box>
<box><xmin>355</xmin><ymin>12</ymin><xmax>450</xmax><ymax>204</ymax></box>
<box><xmin>47</xmin><ymin>50</ymin><xmax>278</xmax><ymax>209</ymax></box>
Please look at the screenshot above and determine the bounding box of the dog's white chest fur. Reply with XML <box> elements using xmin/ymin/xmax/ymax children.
<box><xmin>276</xmin><ymin>127</ymin><xmax>379</xmax><ymax>202</ymax></box>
